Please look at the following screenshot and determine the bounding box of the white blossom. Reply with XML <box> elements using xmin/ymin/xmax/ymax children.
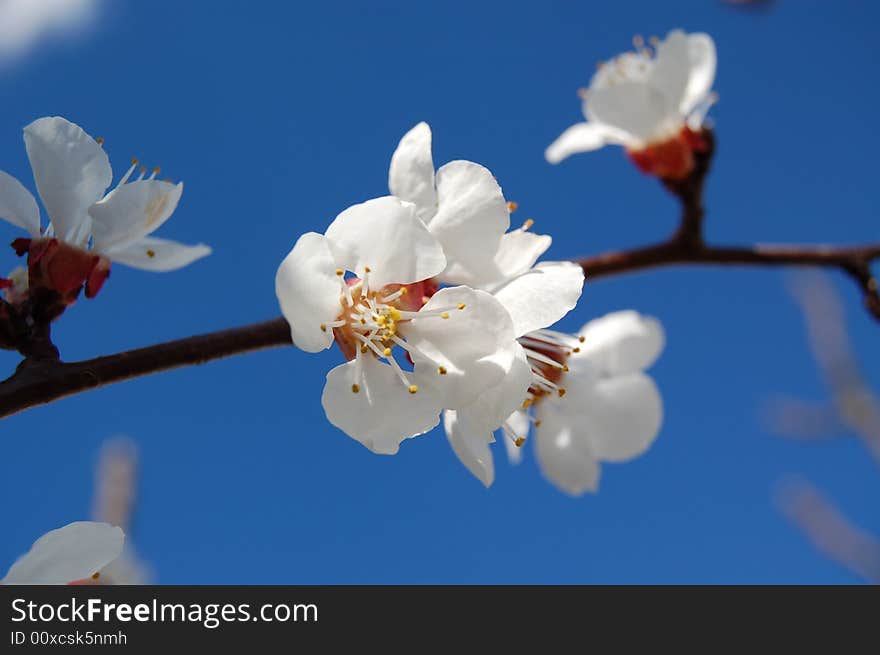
<box><xmin>0</xmin><ymin>116</ymin><xmax>210</xmax><ymax>298</ymax></box>
<box><xmin>275</xmin><ymin>196</ymin><xmax>525</xmax><ymax>455</ymax></box>
<box><xmin>2</xmin><ymin>522</ymin><xmax>124</xmax><ymax>585</ymax></box>
<box><xmin>517</xmin><ymin>311</ymin><xmax>665</xmax><ymax>495</ymax></box>
<box><xmin>546</xmin><ymin>30</ymin><xmax>716</xmax><ymax>178</ymax></box>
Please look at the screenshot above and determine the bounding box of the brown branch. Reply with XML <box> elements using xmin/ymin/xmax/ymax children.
<box><xmin>579</xmin><ymin>240</ymin><xmax>880</xmax><ymax>321</ymax></box>
<box><xmin>0</xmin><ymin>129</ymin><xmax>878</xmax><ymax>420</ymax></box>
<box><xmin>0</xmin><ymin>318</ymin><xmax>290</xmax><ymax>418</ymax></box>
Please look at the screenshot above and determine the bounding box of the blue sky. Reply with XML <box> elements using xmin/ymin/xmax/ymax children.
<box><xmin>1</xmin><ymin>0</ymin><xmax>878</xmax><ymax>583</ymax></box>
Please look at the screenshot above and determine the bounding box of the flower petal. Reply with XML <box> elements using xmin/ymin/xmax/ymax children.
<box><xmin>681</xmin><ymin>33</ymin><xmax>717</xmax><ymax>116</ymax></box>
<box><xmin>545</xmin><ymin>122</ymin><xmax>614</xmax><ymax>163</ymax></box>
<box><xmin>541</xmin><ymin>369</ymin><xmax>662</xmax><ymax>463</ymax></box>
<box><xmin>2</xmin><ymin>521</ymin><xmax>124</xmax><ymax>585</ymax></box>
<box><xmin>493</xmin><ymin>261</ymin><xmax>585</xmax><ymax>338</ymax></box>
<box><xmin>23</xmin><ymin>117</ymin><xmax>111</xmax><ymax>243</ymax></box>
<box><xmin>324</xmin><ymin>196</ymin><xmax>445</xmax><ymax>289</ymax></box>
<box><xmin>533</xmin><ymin>414</ymin><xmax>601</xmax><ymax>496</ymax></box>
<box><xmin>402</xmin><ymin>286</ymin><xmax>517</xmax><ymax>409</ymax></box>
<box><xmin>275</xmin><ymin>232</ymin><xmax>343</xmax><ymax>353</ymax></box>
<box><xmin>105</xmin><ymin>235</ymin><xmax>211</xmax><ymax>272</ymax></box>
<box><xmin>322</xmin><ymin>356</ymin><xmax>442</xmax><ymax>454</ymax></box>
<box><xmin>454</xmin><ymin>343</ymin><xmax>533</xmax><ymax>436</ymax></box>
<box><xmin>585</xmin><ymin>82</ymin><xmax>677</xmax><ymax>145</ymax></box>
<box><xmin>444</xmin><ymin>409</ymin><xmax>494</xmax><ymax>487</ymax></box>
<box><xmin>430</xmin><ymin>161</ymin><xmax>510</xmax><ymax>285</ymax></box>
<box><xmin>649</xmin><ymin>29</ymin><xmax>691</xmax><ymax>114</ymax></box>
<box><xmin>89</xmin><ymin>180</ymin><xmax>184</xmax><ymax>252</ymax></box>
<box><xmin>573</xmin><ymin>310</ymin><xmax>664</xmax><ymax>375</ymax></box>
<box><xmin>388</xmin><ymin>122</ymin><xmax>437</xmax><ymax>221</ymax></box>
<box><xmin>0</xmin><ymin>170</ymin><xmax>40</xmax><ymax>236</ymax></box>
<box><xmin>492</xmin><ymin>229</ymin><xmax>552</xmax><ymax>282</ymax></box>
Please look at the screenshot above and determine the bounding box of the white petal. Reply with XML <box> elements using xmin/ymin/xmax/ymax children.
<box><xmin>23</xmin><ymin>116</ymin><xmax>111</xmax><ymax>243</ymax></box>
<box><xmin>444</xmin><ymin>409</ymin><xmax>494</xmax><ymax>487</ymax></box>
<box><xmin>2</xmin><ymin>522</ymin><xmax>124</xmax><ymax>585</ymax></box>
<box><xmin>402</xmin><ymin>286</ymin><xmax>517</xmax><ymax>409</ymax></box>
<box><xmin>533</xmin><ymin>415</ymin><xmax>601</xmax><ymax>496</ymax></box>
<box><xmin>275</xmin><ymin>232</ymin><xmax>343</xmax><ymax>353</ymax></box>
<box><xmin>681</xmin><ymin>33</ymin><xmax>717</xmax><ymax>116</ymax></box>
<box><xmin>545</xmin><ymin>122</ymin><xmax>613</xmax><ymax>163</ymax></box>
<box><xmin>454</xmin><ymin>343</ymin><xmax>533</xmax><ymax>436</ymax></box>
<box><xmin>493</xmin><ymin>261</ymin><xmax>584</xmax><ymax>338</ymax></box>
<box><xmin>492</xmin><ymin>229</ymin><xmax>552</xmax><ymax>282</ymax></box>
<box><xmin>322</xmin><ymin>356</ymin><xmax>442</xmax><ymax>455</ymax></box>
<box><xmin>0</xmin><ymin>170</ymin><xmax>40</xmax><ymax>236</ymax></box>
<box><xmin>324</xmin><ymin>196</ymin><xmax>445</xmax><ymax>289</ymax></box>
<box><xmin>441</xmin><ymin>229</ymin><xmax>553</xmax><ymax>289</ymax></box>
<box><xmin>573</xmin><ymin>310</ymin><xmax>665</xmax><ymax>375</ymax></box>
<box><xmin>543</xmin><ymin>369</ymin><xmax>662</xmax><ymax>462</ymax></box>
<box><xmin>90</xmin><ymin>180</ymin><xmax>184</xmax><ymax>252</ymax></box>
<box><xmin>429</xmin><ymin>161</ymin><xmax>510</xmax><ymax>284</ymax></box>
<box><xmin>585</xmin><ymin>82</ymin><xmax>678</xmax><ymax>145</ymax></box>
<box><xmin>105</xmin><ymin>235</ymin><xmax>211</xmax><ymax>272</ymax></box>
<box><xmin>649</xmin><ymin>30</ymin><xmax>691</xmax><ymax>115</ymax></box>
<box><xmin>502</xmin><ymin>410</ymin><xmax>531</xmax><ymax>465</ymax></box>
<box><xmin>388</xmin><ymin>122</ymin><xmax>437</xmax><ymax>221</ymax></box>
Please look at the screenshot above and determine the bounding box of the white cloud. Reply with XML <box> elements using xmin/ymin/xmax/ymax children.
<box><xmin>0</xmin><ymin>0</ymin><xmax>102</xmax><ymax>64</ymax></box>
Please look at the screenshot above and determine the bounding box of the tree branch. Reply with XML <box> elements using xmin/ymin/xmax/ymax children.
<box><xmin>578</xmin><ymin>240</ymin><xmax>880</xmax><ymax>320</ymax></box>
<box><xmin>0</xmin><ymin>318</ymin><xmax>290</xmax><ymax>418</ymax></box>
<box><xmin>1</xmin><ymin>128</ymin><xmax>878</xmax><ymax>420</ymax></box>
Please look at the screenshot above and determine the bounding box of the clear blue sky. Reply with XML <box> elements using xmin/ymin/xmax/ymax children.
<box><xmin>1</xmin><ymin>0</ymin><xmax>878</xmax><ymax>584</ymax></box>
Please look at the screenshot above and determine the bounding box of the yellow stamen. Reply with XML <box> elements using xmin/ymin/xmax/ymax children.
<box><xmin>91</xmin><ymin>572</ymin><xmax>100</xmax><ymax>580</ymax></box>
<box><xmin>534</xmin><ymin>420</ymin><xmax>542</xmax><ymax>427</ymax></box>
<box><xmin>146</xmin><ymin>249</ymin><xmax>156</xmax><ymax>258</ymax></box>
<box><xmin>558</xmin><ymin>389</ymin><xmax>566</xmax><ymax>398</ymax></box>
<box><xmin>573</xmin><ymin>347</ymin><xmax>580</xmax><ymax>353</ymax></box>
<box><xmin>440</xmin><ymin>312</ymin><xmax>450</xmax><ymax>319</ymax></box>
<box><xmin>522</xmin><ymin>218</ymin><xmax>534</xmax><ymax>230</ymax></box>
<box><xmin>578</xmin><ymin>336</ymin><xmax>585</xmax><ymax>343</ymax></box>
<box><xmin>408</xmin><ymin>384</ymin><xmax>418</xmax><ymax>394</ymax></box>
<box><xmin>131</xmin><ymin>157</ymin><xmax>138</xmax><ymax>165</ymax></box>
<box><xmin>320</xmin><ymin>323</ymin><xmax>327</xmax><ymax>332</ymax></box>
<box><xmin>507</xmin><ymin>201</ymin><xmax>518</xmax><ymax>212</ymax></box>
<box><xmin>351</xmin><ymin>384</ymin><xmax>360</xmax><ymax>393</ymax></box>
<box><xmin>383</xmin><ymin>347</ymin><xmax>391</xmax><ymax>356</ymax></box>
<box><xmin>96</xmin><ymin>137</ymin><xmax>104</xmax><ymax>145</ymax></box>
<box><xmin>365</xmin><ymin>266</ymin><xmax>371</xmax><ymax>273</ymax></box>
<box><xmin>438</xmin><ymin>366</ymin><xmax>447</xmax><ymax>375</ymax></box>
<box><xmin>457</xmin><ymin>303</ymin><xmax>465</xmax><ymax>310</ymax></box>
<box><xmin>335</xmin><ymin>268</ymin><xmax>344</xmax><ymax>276</ymax></box>
<box><xmin>514</xmin><ymin>437</ymin><xmax>526</xmax><ymax>447</ymax></box>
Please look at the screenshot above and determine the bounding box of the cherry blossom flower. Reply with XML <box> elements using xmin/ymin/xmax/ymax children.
<box><xmin>1</xmin><ymin>521</ymin><xmax>124</xmax><ymax>585</ymax></box>
<box><xmin>513</xmin><ymin>311</ymin><xmax>665</xmax><ymax>495</ymax></box>
<box><xmin>545</xmin><ymin>30</ymin><xmax>717</xmax><ymax>180</ymax></box>
<box><xmin>390</xmin><ymin>122</ymin><xmax>552</xmax><ymax>287</ymax></box>
<box><xmin>0</xmin><ymin>116</ymin><xmax>211</xmax><ymax>305</ymax></box>
<box><xmin>275</xmin><ymin>195</ymin><xmax>526</xmax><ymax>455</ymax></box>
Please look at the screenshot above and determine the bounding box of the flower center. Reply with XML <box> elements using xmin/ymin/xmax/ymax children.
<box><xmin>321</xmin><ymin>270</ymin><xmax>461</xmax><ymax>395</ymax></box>
<box><xmin>519</xmin><ymin>329</ymin><xmax>585</xmax><ymax>408</ymax></box>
